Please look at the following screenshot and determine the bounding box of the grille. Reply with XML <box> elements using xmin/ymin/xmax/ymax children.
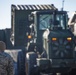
<box><xmin>51</xmin><ymin>38</ymin><xmax>73</xmax><ymax>58</ymax></box>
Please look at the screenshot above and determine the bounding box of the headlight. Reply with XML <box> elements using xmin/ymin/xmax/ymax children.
<box><xmin>52</xmin><ymin>38</ymin><xmax>57</xmax><ymax>41</ymax></box>
<box><xmin>28</xmin><ymin>35</ymin><xmax>32</xmax><ymax>39</ymax></box>
<box><xmin>67</xmin><ymin>37</ymin><xmax>72</xmax><ymax>41</ymax></box>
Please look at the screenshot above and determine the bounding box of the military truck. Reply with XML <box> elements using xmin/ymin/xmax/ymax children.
<box><xmin>0</xmin><ymin>4</ymin><xmax>75</xmax><ymax>75</ymax></box>
<box><xmin>25</xmin><ymin>10</ymin><xmax>76</xmax><ymax>75</ymax></box>
<box><xmin>10</xmin><ymin>4</ymin><xmax>76</xmax><ymax>75</ymax></box>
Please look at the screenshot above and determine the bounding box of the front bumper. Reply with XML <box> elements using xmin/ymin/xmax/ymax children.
<box><xmin>36</xmin><ymin>58</ymin><xmax>76</xmax><ymax>73</ymax></box>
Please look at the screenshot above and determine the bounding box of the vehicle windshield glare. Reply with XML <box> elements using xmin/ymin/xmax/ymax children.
<box><xmin>39</xmin><ymin>13</ymin><xmax>67</xmax><ymax>30</ymax></box>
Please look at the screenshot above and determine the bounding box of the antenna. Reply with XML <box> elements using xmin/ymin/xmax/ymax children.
<box><xmin>62</xmin><ymin>0</ymin><xmax>65</xmax><ymax>11</ymax></box>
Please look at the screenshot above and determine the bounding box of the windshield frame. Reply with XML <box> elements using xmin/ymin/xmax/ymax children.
<box><xmin>36</xmin><ymin>11</ymin><xmax>68</xmax><ymax>30</ymax></box>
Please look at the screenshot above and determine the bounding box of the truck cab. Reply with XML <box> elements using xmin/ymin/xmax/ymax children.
<box><xmin>28</xmin><ymin>10</ymin><xmax>69</xmax><ymax>53</ymax></box>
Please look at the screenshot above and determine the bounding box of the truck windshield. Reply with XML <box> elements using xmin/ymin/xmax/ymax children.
<box><xmin>55</xmin><ymin>14</ymin><xmax>66</xmax><ymax>29</ymax></box>
<box><xmin>39</xmin><ymin>13</ymin><xmax>67</xmax><ymax>30</ymax></box>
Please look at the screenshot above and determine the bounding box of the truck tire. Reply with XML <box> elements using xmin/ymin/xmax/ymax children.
<box><xmin>26</xmin><ymin>52</ymin><xmax>39</xmax><ymax>75</ymax></box>
<box><xmin>17</xmin><ymin>51</ymin><xmax>25</xmax><ymax>75</ymax></box>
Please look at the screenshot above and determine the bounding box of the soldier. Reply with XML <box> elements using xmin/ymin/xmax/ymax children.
<box><xmin>0</xmin><ymin>41</ymin><xmax>14</xmax><ymax>75</ymax></box>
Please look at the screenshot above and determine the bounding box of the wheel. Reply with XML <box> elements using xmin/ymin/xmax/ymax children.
<box><xmin>17</xmin><ymin>51</ymin><xmax>25</xmax><ymax>75</ymax></box>
<box><xmin>26</xmin><ymin>52</ymin><xmax>39</xmax><ymax>75</ymax></box>
<box><xmin>68</xmin><ymin>68</ymin><xmax>76</xmax><ymax>75</ymax></box>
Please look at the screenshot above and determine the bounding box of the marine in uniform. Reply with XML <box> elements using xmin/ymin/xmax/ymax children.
<box><xmin>0</xmin><ymin>41</ymin><xmax>14</xmax><ymax>75</ymax></box>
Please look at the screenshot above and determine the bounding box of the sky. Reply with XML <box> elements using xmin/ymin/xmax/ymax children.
<box><xmin>0</xmin><ymin>0</ymin><xmax>76</xmax><ymax>29</ymax></box>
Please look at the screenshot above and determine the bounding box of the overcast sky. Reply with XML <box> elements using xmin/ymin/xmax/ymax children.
<box><xmin>0</xmin><ymin>0</ymin><xmax>76</xmax><ymax>29</ymax></box>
